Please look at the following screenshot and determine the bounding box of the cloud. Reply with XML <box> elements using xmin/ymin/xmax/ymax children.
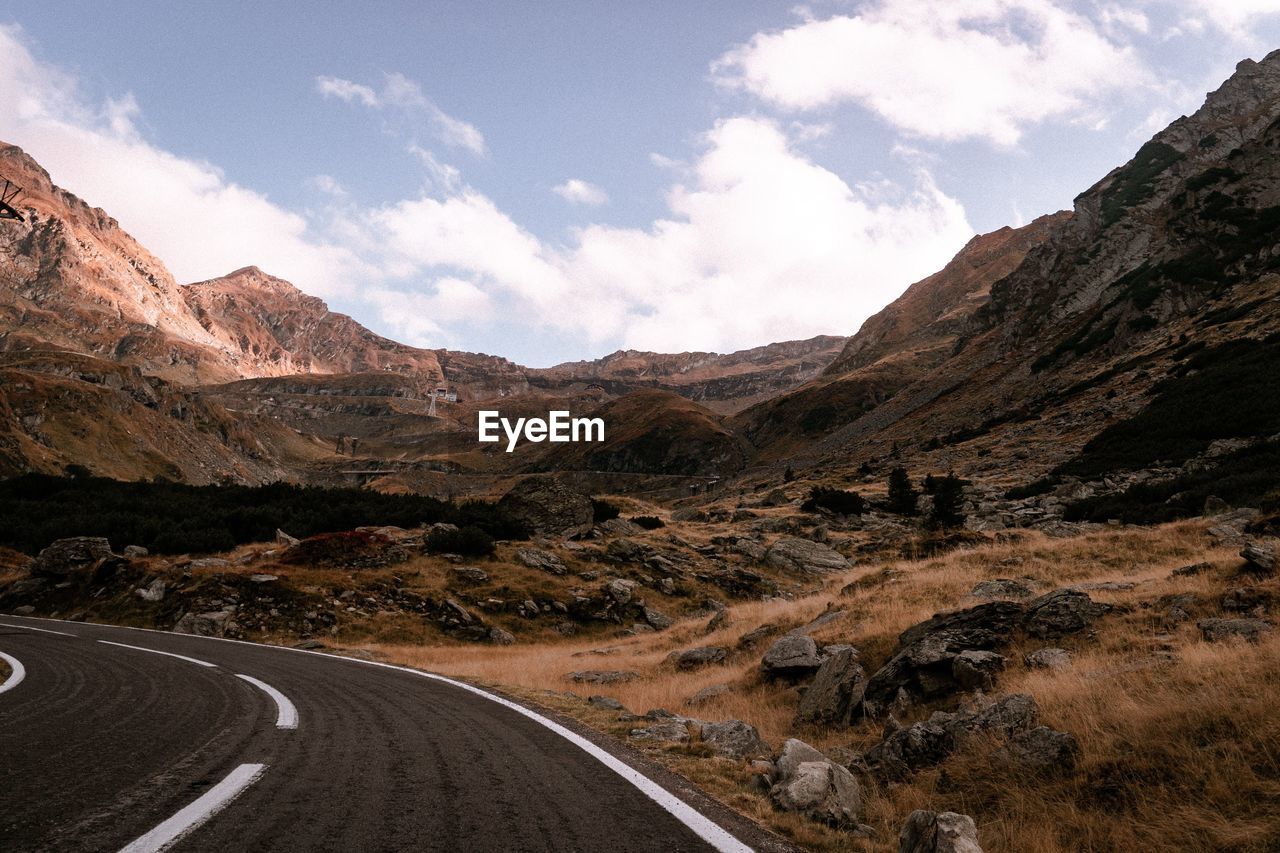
<box><xmin>315</xmin><ymin>72</ymin><xmax>486</xmax><ymax>156</ymax></box>
<box><xmin>306</xmin><ymin>174</ymin><xmax>347</xmax><ymax>197</ymax></box>
<box><xmin>407</xmin><ymin>144</ymin><xmax>462</xmax><ymax>193</ymax></box>
<box><xmin>0</xmin><ymin>25</ymin><xmax>366</xmax><ymax>298</ymax></box>
<box><xmin>712</xmin><ymin>0</ymin><xmax>1150</xmax><ymax>146</ymax></box>
<box><xmin>552</xmin><ymin>178</ymin><xmax>609</xmax><ymax>206</ymax></box>
<box><xmin>366</xmin><ymin>277</ymin><xmax>494</xmax><ymax>347</ymax></box>
<box><xmin>369</xmin><ymin>116</ymin><xmax>974</xmax><ymax>354</ymax></box>
<box><xmin>1175</xmin><ymin>0</ymin><xmax>1280</xmax><ymax>37</ymax></box>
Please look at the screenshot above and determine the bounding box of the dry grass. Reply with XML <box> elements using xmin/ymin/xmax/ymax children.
<box><xmin>357</xmin><ymin>519</ymin><xmax>1280</xmax><ymax>851</ymax></box>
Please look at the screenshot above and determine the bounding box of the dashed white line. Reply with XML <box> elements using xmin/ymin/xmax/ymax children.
<box><xmin>0</xmin><ymin>650</ymin><xmax>25</xmax><ymax>694</ymax></box>
<box><xmin>0</xmin><ymin>622</ymin><xmax>75</xmax><ymax>636</ymax></box>
<box><xmin>116</xmin><ymin>762</ymin><xmax>266</xmax><ymax>853</ymax></box>
<box><xmin>235</xmin><ymin>674</ymin><xmax>298</xmax><ymax>730</ymax></box>
<box><xmin>97</xmin><ymin>640</ymin><xmax>217</xmax><ymax>669</ymax></box>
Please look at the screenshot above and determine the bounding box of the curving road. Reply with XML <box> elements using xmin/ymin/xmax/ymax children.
<box><xmin>0</xmin><ymin>615</ymin><xmax>787</xmax><ymax>853</ymax></box>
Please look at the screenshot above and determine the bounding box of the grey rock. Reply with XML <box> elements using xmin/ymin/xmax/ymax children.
<box><xmin>700</xmin><ymin>719</ymin><xmax>769</xmax><ymax>760</ymax></box>
<box><xmin>761</xmin><ymin>634</ymin><xmax>821</xmax><ymax>679</ymax></box>
<box><xmin>686</xmin><ymin>684</ymin><xmax>730</xmax><ymax>707</ymax></box>
<box><xmin>605</xmin><ymin>578</ymin><xmax>637</xmax><ymax>606</ymax></box>
<box><xmin>497</xmin><ymin>476</ymin><xmax>594</xmax><ymax>538</ymax></box>
<box><xmin>122</xmin><ymin>545</ymin><xmax>149</xmax><ymax>558</ymax></box>
<box><xmin>188</xmin><ymin>558</ymin><xmax>231</xmax><ymax>569</ymax></box>
<box><xmin>488</xmin><ymin>627</ymin><xmax>515</xmax><ymax>645</ymax></box>
<box><xmin>770</xmin><ymin>760</ymin><xmax>861</xmax><ymax>827</ymax></box>
<box><xmin>293</xmin><ymin>639</ymin><xmax>325</xmax><ymax>650</ymax></box>
<box><xmin>670</xmin><ymin>646</ymin><xmax>727</xmax><ymax>671</ymax></box>
<box><xmin>794</xmin><ymin>647</ymin><xmax>866</xmax><ymax>727</ymax></box>
<box><xmin>248</xmin><ymin>573</ymin><xmax>278</xmax><ymax>583</ymax></box>
<box><xmin>567</xmin><ymin>669</ymin><xmax>641</xmax><ymax>684</ymax></box>
<box><xmin>1198</xmin><ymin>617</ymin><xmax>1272</xmax><ymax>643</ymax></box>
<box><xmin>899</xmin><ymin>810</ymin><xmax>984</xmax><ymax>853</ymax></box>
<box><xmin>515</xmin><ymin>548</ymin><xmax>568</xmax><ymax>575</ymax></box>
<box><xmin>993</xmin><ymin>726</ymin><xmax>1081</xmax><ymax>774</ymax></box>
<box><xmin>1242</xmin><ymin>542</ymin><xmax>1276</xmax><ymax>572</ymax></box>
<box><xmin>1221</xmin><ymin>586</ymin><xmax>1270</xmax><ymax>612</ymax></box>
<box><xmin>275</xmin><ymin>529</ymin><xmax>300</xmax><ymax>547</ymax></box>
<box><xmin>644</xmin><ymin>607</ymin><xmax>674</xmax><ymax>630</ymax></box>
<box><xmin>135</xmin><ymin>579</ymin><xmax>166</xmax><ymax>602</ymax></box>
<box><xmin>951</xmin><ymin>650</ymin><xmax>1005</xmax><ymax>690</ymax></box>
<box><xmin>172</xmin><ymin>607</ymin><xmax>236</xmax><ymax>637</ymax></box>
<box><xmin>774</xmin><ymin>738</ymin><xmax>828</xmax><ymax>781</ymax></box>
<box><xmin>448</xmin><ymin>566</ymin><xmax>489</xmax><ymax>586</ymax></box>
<box><xmin>789</xmin><ymin>609</ymin><xmax>848</xmax><ymax>636</ymax></box>
<box><xmin>1023</xmin><ymin>589</ymin><xmax>1109</xmax><ymax>638</ymax></box>
<box><xmin>30</xmin><ymin>537</ymin><xmax>117</xmax><ymax>578</ymax></box>
<box><xmin>13</xmin><ymin>604</ymin><xmax>35</xmax><ymax>615</ymax></box>
<box><xmin>588</xmin><ymin>695</ymin><xmax>625</xmax><ymax>711</ymax></box>
<box><xmin>1171</xmin><ymin>561</ymin><xmax>1211</xmax><ymax>577</ymax></box>
<box><xmin>1024</xmin><ymin>648</ymin><xmax>1072</xmax><ymax>670</ymax></box>
<box><xmin>867</xmin><ymin>694</ymin><xmax>1039</xmax><ymax>781</ymax></box>
<box><xmin>764</xmin><ymin>537</ymin><xmax>851</xmax><ymax>574</ymax></box>
<box><xmin>629</xmin><ymin>720</ymin><xmax>691</xmax><ymax>744</ymax></box>
<box><xmin>970</xmin><ymin>578</ymin><xmax>1034</xmax><ymax>600</ymax></box>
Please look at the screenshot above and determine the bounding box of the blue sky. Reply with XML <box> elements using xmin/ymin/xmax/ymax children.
<box><xmin>1</xmin><ymin>1</ymin><xmax>1278</xmax><ymax>366</ymax></box>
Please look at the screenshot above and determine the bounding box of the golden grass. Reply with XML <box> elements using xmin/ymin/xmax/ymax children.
<box><xmin>353</xmin><ymin>519</ymin><xmax>1280</xmax><ymax>851</ymax></box>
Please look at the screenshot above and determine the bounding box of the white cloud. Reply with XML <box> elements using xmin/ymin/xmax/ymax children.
<box><xmin>315</xmin><ymin>72</ymin><xmax>486</xmax><ymax>156</ymax></box>
<box><xmin>306</xmin><ymin>173</ymin><xmax>347</xmax><ymax>197</ymax></box>
<box><xmin>407</xmin><ymin>144</ymin><xmax>462</xmax><ymax>193</ymax></box>
<box><xmin>369</xmin><ymin>116</ymin><xmax>974</xmax><ymax>354</ymax></box>
<box><xmin>552</xmin><ymin>178</ymin><xmax>609</xmax><ymax>206</ymax></box>
<box><xmin>1176</xmin><ymin>0</ymin><xmax>1280</xmax><ymax>37</ymax></box>
<box><xmin>712</xmin><ymin>0</ymin><xmax>1150</xmax><ymax>146</ymax></box>
<box><xmin>0</xmin><ymin>25</ymin><xmax>366</xmax><ymax>298</ymax></box>
<box><xmin>366</xmin><ymin>278</ymin><xmax>493</xmax><ymax>346</ymax></box>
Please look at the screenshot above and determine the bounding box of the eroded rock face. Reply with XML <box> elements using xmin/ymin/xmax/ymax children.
<box><xmin>794</xmin><ymin>647</ymin><xmax>865</xmax><ymax>727</ymax></box>
<box><xmin>899</xmin><ymin>810</ymin><xmax>984</xmax><ymax>853</ymax></box>
<box><xmin>768</xmin><ymin>739</ymin><xmax>862</xmax><ymax>827</ymax></box>
<box><xmin>515</xmin><ymin>548</ymin><xmax>568</xmax><ymax>575</ymax></box>
<box><xmin>1025</xmin><ymin>648</ymin><xmax>1072</xmax><ymax>670</ymax></box>
<box><xmin>764</xmin><ymin>537</ymin><xmax>851</xmax><ymax>574</ymax></box>
<box><xmin>970</xmin><ymin>578</ymin><xmax>1035</xmax><ymax>600</ymax></box>
<box><xmin>669</xmin><ymin>646</ymin><xmax>727</xmax><ymax>670</ymax></box>
<box><xmin>1242</xmin><ymin>542</ymin><xmax>1276</xmax><ymax>573</ymax></box>
<box><xmin>173</xmin><ymin>606</ymin><xmax>237</xmax><ymax>637</ymax></box>
<box><xmin>1198</xmin><ymin>617</ymin><xmax>1272</xmax><ymax>642</ymax></box>
<box><xmin>700</xmin><ymin>720</ymin><xmax>769</xmax><ymax>760</ymax></box>
<box><xmin>497</xmin><ymin>476</ymin><xmax>593</xmax><ymax>538</ymax></box>
<box><xmin>1023</xmin><ymin>589</ymin><xmax>1110</xmax><ymax>638</ymax></box>
<box><xmin>993</xmin><ymin>726</ymin><xmax>1081</xmax><ymax>774</ymax></box>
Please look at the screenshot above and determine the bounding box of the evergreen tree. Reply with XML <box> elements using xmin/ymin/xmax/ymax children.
<box><xmin>886</xmin><ymin>466</ymin><xmax>919</xmax><ymax>516</ymax></box>
<box><xmin>928</xmin><ymin>473</ymin><xmax>967</xmax><ymax>529</ymax></box>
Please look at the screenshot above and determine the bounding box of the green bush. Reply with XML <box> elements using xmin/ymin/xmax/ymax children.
<box><xmin>801</xmin><ymin>486</ymin><xmax>866</xmax><ymax>515</ymax></box>
<box><xmin>425</xmin><ymin>525</ymin><xmax>496</xmax><ymax>557</ymax></box>
<box><xmin>0</xmin><ymin>475</ymin><xmax>526</xmax><ymax>555</ymax></box>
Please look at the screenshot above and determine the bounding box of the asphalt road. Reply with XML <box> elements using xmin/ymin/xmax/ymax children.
<box><xmin>0</xmin><ymin>616</ymin><xmax>781</xmax><ymax>853</ymax></box>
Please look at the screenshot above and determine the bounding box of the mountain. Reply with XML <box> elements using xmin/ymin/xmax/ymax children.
<box><xmin>737</xmin><ymin>51</ymin><xmax>1280</xmax><ymax>493</ymax></box>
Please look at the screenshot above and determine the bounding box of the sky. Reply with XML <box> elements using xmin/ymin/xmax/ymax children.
<box><xmin>1</xmin><ymin>1</ymin><xmax>1278</xmax><ymax>367</ymax></box>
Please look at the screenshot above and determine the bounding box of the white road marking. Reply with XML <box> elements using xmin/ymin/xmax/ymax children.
<box><xmin>117</xmin><ymin>762</ymin><xmax>266</xmax><ymax>853</ymax></box>
<box><xmin>97</xmin><ymin>640</ymin><xmax>218</xmax><ymax>668</ymax></box>
<box><xmin>0</xmin><ymin>622</ymin><xmax>75</xmax><ymax>636</ymax></box>
<box><xmin>234</xmin><ymin>674</ymin><xmax>298</xmax><ymax>730</ymax></box>
<box><xmin>6</xmin><ymin>615</ymin><xmax>754</xmax><ymax>852</ymax></box>
<box><xmin>0</xmin><ymin>651</ymin><xmax>25</xmax><ymax>694</ymax></box>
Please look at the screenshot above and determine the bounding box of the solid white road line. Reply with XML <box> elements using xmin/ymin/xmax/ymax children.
<box><xmin>0</xmin><ymin>650</ymin><xmax>26</xmax><ymax>694</ymax></box>
<box><xmin>6</xmin><ymin>615</ymin><xmax>754</xmax><ymax>852</ymax></box>
<box><xmin>116</xmin><ymin>762</ymin><xmax>266</xmax><ymax>853</ymax></box>
<box><xmin>97</xmin><ymin>640</ymin><xmax>217</xmax><ymax>668</ymax></box>
<box><xmin>0</xmin><ymin>622</ymin><xmax>75</xmax><ymax>636</ymax></box>
<box><xmin>235</xmin><ymin>674</ymin><xmax>299</xmax><ymax>730</ymax></box>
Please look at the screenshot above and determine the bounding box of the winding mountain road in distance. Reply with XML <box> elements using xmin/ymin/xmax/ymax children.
<box><xmin>0</xmin><ymin>615</ymin><xmax>790</xmax><ymax>852</ymax></box>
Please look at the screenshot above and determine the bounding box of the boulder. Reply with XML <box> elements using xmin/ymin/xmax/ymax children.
<box><xmin>1023</xmin><ymin>589</ymin><xmax>1109</xmax><ymax>638</ymax></box>
<box><xmin>670</xmin><ymin>647</ymin><xmax>728</xmax><ymax>671</ymax></box>
<box><xmin>705</xmin><ymin>608</ymin><xmax>731</xmax><ymax>633</ymax></box>
<box><xmin>1221</xmin><ymin>587</ymin><xmax>1270</xmax><ymax>613</ymax></box>
<box><xmin>122</xmin><ymin>545</ymin><xmax>149</xmax><ymax>559</ymax></box>
<box><xmin>643</xmin><ymin>607</ymin><xmax>674</xmax><ymax>630</ymax></box>
<box><xmin>275</xmin><ymin>529</ymin><xmax>300</xmax><ymax>547</ymax></box>
<box><xmin>515</xmin><ymin>548</ymin><xmax>569</xmax><ymax>575</ymax></box>
<box><xmin>951</xmin><ymin>650</ymin><xmax>1005</xmax><ymax>690</ymax></box>
<box><xmin>774</xmin><ymin>738</ymin><xmax>828</xmax><ymax>782</ymax></box>
<box><xmin>497</xmin><ymin>476</ymin><xmax>594</xmax><ymax>538</ymax></box>
<box><xmin>686</xmin><ymin>684</ymin><xmax>730</xmax><ymax>707</ymax></box>
<box><xmin>281</xmin><ymin>530</ymin><xmax>410</xmax><ymax>568</ymax></box>
<box><xmin>867</xmin><ymin>694</ymin><xmax>1039</xmax><ymax>781</ymax></box>
<box><xmin>135</xmin><ymin>578</ymin><xmax>166</xmax><ymax>603</ymax></box>
<box><xmin>770</xmin><ymin>760</ymin><xmax>861</xmax><ymax>827</ymax></box>
<box><xmin>588</xmin><ymin>695</ymin><xmax>625</xmax><ymax>711</ymax></box>
<box><xmin>899</xmin><ymin>810</ymin><xmax>983</xmax><ymax>853</ymax></box>
<box><xmin>605</xmin><ymin>578</ymin><xmax>638</xmax><ymax>606</ymax></box>
<box><xmin>29</xmin><ymin>537</ymin><xmax>118</xmax><ymax>579</ymax></box>
<box><xmin>488</xmin><ymin>627</ymin><xmax>515</xmax><ymax>645</ymax></box>
<box><xmin>1198</xmin><ymin>617</ymin><xmax>1272</xmax><ymax>643</ymax></box>
<box><xmin>567</xmin><ymin>670</ymin><xmax>641</xmax><ymax>685</ymax></box>
<box><xmin>448</xmin><ymin>566</ymin><xmax>489</xmax><ymax>586</ymax></box>
<box><xmin>1024</xmin><ymin>648</ymin><xmax>1072</xmax><ymax>670</ymax></box>
<box><xmin>862</xmin><ymin>602</ymin><xmax>1024</xmax><ymax>716</ymax></box>
<box><xmin>629</xmin><ymin>720</ymin><xmax>691</xmax><ymax>745</ymax></box>
<box><xmin>970</xmin><ymin>578</ymin><xmax>1034</xmax><ymax>600</ymax></box>
<box><xmin>700</xmin><ymin>720</ymin><xmax>769</xmax><ymax>760</ymax></box>
<box><xmin>761</xmin><ymin>634</ymin><xmax>821</xmax><ymax>679</ymax></box>
<box><xmin>764</xmin><ymin>537</ymin><xmax>851</xmax><ymax>574</ymax></box>
<box><xmin>1241</xmin><ymin>542</ymin><xmax>1276</xmax><ymax>573</ymax></box>
<box><xmin>993</xmin><ymin>726</ymin><xmax>1080</xmax><ymax>774</ymax></box>
<box><xmin>794</xmin><ymin>647</ymin><xmax>866</xmax><ymax>727</ymax></box>
<box><xmin>172</xmin><ymin>606</ymin><xmax>237</xmax><ymax>637</ymax></box>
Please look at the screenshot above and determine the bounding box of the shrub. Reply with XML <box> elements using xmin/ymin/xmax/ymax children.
<box><xmin>591</xmin><ymin>498</ymin><xmax>621</xmax><ymax>523</ymax></box>
<box><xmin>928</xmin><ymin>473</ymin><xmax>967</xmax><ymax>529</ymax></box>
<box><xmin>801</xmin><ymin>486</ymin><xmax>866</xmax><ymax>515</ymax></box>
<box><xmin>886</xmin><ymin>466</ymin><xmax>919</xmax><ymax>516</ymax></box>
<box><xmin>630</xmin><ymin>515</ymin><xmax>665</xmax><ymax>530</ymax></box>
<box><xmin>426</xmin><ymin>525</ymin><xmax>495</xmax><ymax>557</ymax></box>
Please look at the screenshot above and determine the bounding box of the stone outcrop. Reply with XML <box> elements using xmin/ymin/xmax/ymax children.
<box><xmin>764</xmin><ymin>538</ymin><xmax>851</xmax><ymax>574</ymax></box>
<box><xmin>899</xmin><ymin>810</ymin><xmax>983</xmax><ymax>853</ymax></box>
<box><xmin>497</xmin><ymin>477</ymin><xmax>594</xmax><ymax>538</ymax></box>
<box><xmin>793</xmin><ymin>646</ymin><xmax>865</xmax><ymax>727</ymax></box>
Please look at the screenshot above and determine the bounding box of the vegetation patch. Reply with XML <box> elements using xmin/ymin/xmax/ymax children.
<box><xmin>0</xmin><ymin>475</ymin><xmax>525</xmax><ymax>555</ymax></box>
<box><xmin>1099</xmin><ymin>141</ymin><xmax>1183</xmax><ymax>227</ymax></box>
<box><xmin>801</xmin><ymin>486</ymin><xmax>867</xmax><ymax>515</ymax></box>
